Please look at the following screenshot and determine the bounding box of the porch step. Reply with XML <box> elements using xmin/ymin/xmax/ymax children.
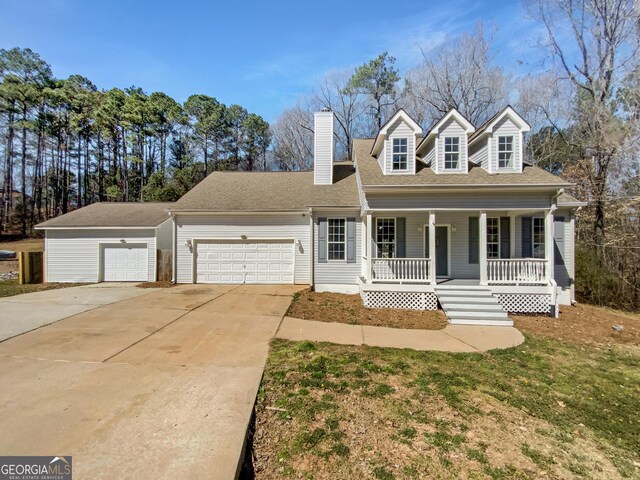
<box><xmin>437</xmin><ymin>295</ymin><xmax>498</xmax><ymax>304</ymax></box>
<box><xmin>435</xmin><ymin>287</ymin><xmax>513</xmax><ymax>327</ymax></box>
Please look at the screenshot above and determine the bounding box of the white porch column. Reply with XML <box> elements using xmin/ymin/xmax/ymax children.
<box><xmin>479</xmin><ymin>211</ymin><xmax>487</xmax><ymax>285</ymax></box>
<box><xmin>509</xmin><ymin>212</ymin><xmax>516</xmax><ymax>258</ymax></box>
<box><xmin>428</xmin><ymin>211</ymin><xmax>436</xmax><ymax>284</ymax></box>
<box><xmin>366</xmin><ymin>213</ymin><xmax>373</xmax><ymax>282</ymax></box>
<box><xmin>545</xmin><ymin>209</ymin><xmax>555</xmax><ymax>281</ymax></box>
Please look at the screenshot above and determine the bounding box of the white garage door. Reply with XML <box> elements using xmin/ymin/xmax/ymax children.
<box><xmin>103</xmin><ymin>244</ymin><xmax>148</xmax><ymax>282</ymax></box>
<box><xmin>196</xmin><ymin>240</ymin><xmax>294</xmax><ymax>284</ymax></box>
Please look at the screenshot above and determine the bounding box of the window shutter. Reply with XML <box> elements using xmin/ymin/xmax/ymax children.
<box><xmin>469</xmin><ymin>216</ymin><xmax>479</xmax><ymax>264</ymax></box>
<box><xmin>396</xmin><ymin>218</ymin><xmax>406</xmax><ymax>258</ymax></box>
<box><xmin>318</xmin><ymin>217</ymin><xmax>327</xmax><ymax>263</ymax></box>
<box><xmin>522</xmin><ymin>217</ymin><xmax>532</xmax><ymax>258</ymax></box>
<box><xmin>554</xmin><ymin>216</ymin><xmax>565</xmax><ymax>266</ymax></box>
<box><xmin>346</xmin><ymin>217</ymin><xmax>356</xmax><ymax>263</ymax></box>
<box><xmin>500</xmin><ymin>217</ymin><xmax>510</xmax><ymax>259</ymax></box>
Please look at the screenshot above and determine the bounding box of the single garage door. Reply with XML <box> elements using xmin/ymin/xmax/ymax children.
<box><xmin>103</xmin><ymin>244</ymin><xmax>148</xmax><ymax>282</ymax></box>
<box><xmin>196</xmin><ymin>240</ymin><xmax>294</xmax><ymax>284</ymax></box>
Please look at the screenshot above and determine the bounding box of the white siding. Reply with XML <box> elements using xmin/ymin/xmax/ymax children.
<box><xmin>45</xmin><ymin>229</ymin><xmax>156</xmax><ymax>283</ymax></box>
<box><xmin>421</xmin><ymin>138</ymin><xmax>436</xmax><ymax>167</ymax></box>
<box><xmin>367</xmin><ymin>191</ymin><xmax>553</xmax><ymax>210</ymax></box>
<box><xmin>554</xmin><ymin>210</ymin><xmax>574</xmax><ymax>304</ymax></box>
<box><xmin>314</xmin><ymin>210</ymin><xmax>362</xmax><ymax>286</ymax></box>
<box><xmin>434</xmin><ymin>118</ymin><xmax>468</xmax><ymax>174</ymax></box>
<box><xmin>314</xmin><ymin>111</ymin><xmax>334</xmax><ymax>185</ymax></box>
<box><xmin>156</xmin><ymin>218</ymin><xmax>173</xmax><ymax>250</ymax></box>
<box><xmin>490</xmin><ymin>117</ymin><xmax>522</xmax><ymax>173</ymax></box>
<box><xmin>175</xmin><ymin>214</ymin><xmax>311</xmax><ymax>284</ymax></box>
<box><xmin>384</xmin><ymin>119</ymin><xmax>416</xmax><ymax>174</ymax></box>
<box><xmin>469</xmin><ymin>141</ymin><xmax>488</xmax><ymax>169</ymax></box>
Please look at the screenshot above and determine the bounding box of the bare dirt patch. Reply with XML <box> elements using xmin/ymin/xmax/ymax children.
<box><xmin>0</xmin><ymin>260</ymin><xmax>18</xmax><ymax>275</ymax></box>
<box><xmin>513</xmin><ymin>302</ymin><xmax>640</xmax><ymax>347</ymax></box>
<box><xmin>287</xmin><ymin>289</ymin><xmax>447</xmax><ymax>330</ymax></box>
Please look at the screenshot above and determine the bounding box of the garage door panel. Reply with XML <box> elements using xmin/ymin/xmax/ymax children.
<box><xmin>103</xmin><ymin>245</ymin><xmax>147</xmax><ymax>282</ymax></box>
<box><xmin>196</xmin><ymin>241</ymin><xmax>294</xmax><ymax>284</ymax></box>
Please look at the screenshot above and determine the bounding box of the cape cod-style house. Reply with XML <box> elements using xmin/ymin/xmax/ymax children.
<box><xmin>37</xmin><ymin>107</ymin><xmax>584</xmax><ymax>326</ymax></box>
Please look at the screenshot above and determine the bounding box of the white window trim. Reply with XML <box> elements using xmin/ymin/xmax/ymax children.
<box><xmin>487</xmin><ymin>217</ymin><xmax>500</xmax><ymax>259</ymax></box>
<box><xmin>443</xmin><ymin>136</ymin><xmax>461</xmax><ymax>170</ymax></box>
<box><xmin>498</xmin><ymin>135</ymin><xmax>514</xmax><ymax>169</ymax></box>
<box><xmin>391</xmin><ymin>138</ymin><xmax>409</xmax><ymax>171</ymax></box>
<box><xmin>532</xmin><ymin>217</ymin><xmax>545</xmax><ymax>259</ymax></box>
<box><xmin>376</xmin><ymin>217</ymin><xmax>396</xmax><ymax>259</ymax></box>
<box><xmin>327</xmin><ymin>217</ymin><xmax>347</xmax><ymax>262</ymax></box>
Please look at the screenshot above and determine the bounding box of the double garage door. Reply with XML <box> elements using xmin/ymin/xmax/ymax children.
<box><xmin>103</xmin><ymin>244</ymin><xmax>148</xmax><ymax>282</ymax></box>
<box><xmin>196</xmin><ymin>240</ymin><xmax>294</xmax><ymax>284</ymax></box>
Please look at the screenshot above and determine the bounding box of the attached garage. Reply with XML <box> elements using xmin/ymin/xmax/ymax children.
<box><xmin>195</xmin><ymin>240</ymin><xmax>295</xmax><ymax>284</ymax></box>
<box><xmin>36</xmin><ymin>202</ymin><xmax>174</xmax><ymax>283</ymax></box>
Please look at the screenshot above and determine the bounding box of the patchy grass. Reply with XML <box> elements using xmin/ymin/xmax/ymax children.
<box><xmin>251</xmin><ymin>336</ymin><xmax>640</xmax><ymax>479</ymax></box>
<box><xmin>0</xmin><ymin>280</ymin><xmax>86</xmax><ymax>298</ymax></box>
<box><xmin>513</xmin><ymin>303</ymin><xmax>640</xmax><ymax>347</ymax></box>
<box><xmin>287</xmin><ymin>289</ymin><xmax>447</xmax><ymax>330</ymax></box>
<box><xmin>0</xmin><ymin>237</ymin><xmax>44</xmax><ymax>252</ymax></box>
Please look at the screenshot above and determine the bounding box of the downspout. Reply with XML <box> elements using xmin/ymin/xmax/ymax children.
<box><xmin>309</xmin><ymin>208</ymin><xmax>314</xmax><ymax>290</ymax></box>
<box><xmin>171</xmin><ymin>213</ymin><xmax>177</xmax><ymax>284</ymax></box>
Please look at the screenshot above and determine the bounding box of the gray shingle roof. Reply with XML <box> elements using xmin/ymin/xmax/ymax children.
<box><xmin>171</xmin><ymin>163</ymin><xmax>359</xmax><ymax>212</ymax></box>
<box><xmin>36</xmin><ymin>202</ymin><xmax>174</xmax><ymax>228</ymax></box>
<box><xmin>354</xmin><ymin>139</ymin><xmax>571</xmax><ymax>188</ymax></box>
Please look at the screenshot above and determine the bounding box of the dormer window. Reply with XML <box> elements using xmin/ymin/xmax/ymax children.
<box><xmin>498</xmin><ymin>136</ymin><xmax>514</xmax><ymax>168</ymax></box>
<box><xmin>392</xmin><ymin>138</ymin><xmax>408</xmax><ymax>170</ymax></box>
<box><xmin>444</xmin><ymin>137</ymin><xmax>460</xmax><ymax>170</ymax></box>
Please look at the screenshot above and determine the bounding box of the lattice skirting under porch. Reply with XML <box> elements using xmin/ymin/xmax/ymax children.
<box><xmin>495</xmin><ymin>294</ymin><xmax>551</xmax><ymax>314</ymax></box>
<box><xmin>362</xmin><ymin>290</ymin><xmax>439</xmax><ymax>310</ymax></box>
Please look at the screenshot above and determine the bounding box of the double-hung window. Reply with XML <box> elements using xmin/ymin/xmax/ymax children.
<box><xmin>376</xmin><ymin>218</ymin><xmax>396</xmax><ymax>258</ymax></box>
<box><xmin>487</xmin><ymin>217</ymin><xmax>500</xmax><ymax>259</ymax></box>
<box><xmin>444</xmin><ymin>137</ymin><xmax>460</xmax><ymax>170</ymax></box>
<box><xmin>327</xmin><ymin>218</ymin><xmax>346</xmax><ymax>261</ymax></box>
<box><xmin>392</xmin><ymin>138</ymin><xmax>408</xmax><ymax>170</ymax></box>
<box><xmin>498</xmin><ymin>136</ymin><xmax>514</xmax><ymax>168</ymax></box>
<box><xmin>532</xmin><ymin>218</ymin><xmax>545</xmax><ymax>259</ymax></box>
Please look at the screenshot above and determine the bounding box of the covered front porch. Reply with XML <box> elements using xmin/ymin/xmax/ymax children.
<box><xmin>359</xmin><ymin>209</ymin><xmax>558</xmax><ymax>316</ymax></box>
<box><xmin>361</xmin><ymin>209</ymin><xmax>555</xmax><ymax>286</ymax></box>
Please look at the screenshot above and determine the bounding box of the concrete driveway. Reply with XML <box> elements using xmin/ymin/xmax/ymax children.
<box><xmin>0</xmin><ymin>283</ymin><xmax>303</xmax><ymax>479</ymax></box>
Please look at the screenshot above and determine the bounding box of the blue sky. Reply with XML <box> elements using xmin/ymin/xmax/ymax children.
<box><xmin>0</xmin><ymin>0</ymin><xmax>546</xmax><ymax>122</ymax></box>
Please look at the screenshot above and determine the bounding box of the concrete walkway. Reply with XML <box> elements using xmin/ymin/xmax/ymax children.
<box><xmin>276</xmin><ymin>316</ymin><xmax>524</xmax><ymax>352</ymax></box>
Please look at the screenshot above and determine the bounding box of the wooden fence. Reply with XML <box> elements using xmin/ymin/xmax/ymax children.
<box><xmin>18</xmin><ymin>251</ymin><xmax>44</xmax><ymax>284</ymax></box>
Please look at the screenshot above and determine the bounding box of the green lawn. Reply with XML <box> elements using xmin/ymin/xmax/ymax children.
<box><xmin>251</xmin><ymin>336</ymin><xmax>640</xmax><ymax>479</ymax></box>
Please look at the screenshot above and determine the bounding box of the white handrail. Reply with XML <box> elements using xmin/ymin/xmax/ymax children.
<box><xmin>487</xmin><ymin>258</ymin><xmax>548</xmax><ymax>285</ymax></box>
<box><xmin>371</xmin><ymin>257</ymin><xmax>431</xmax><ymax>283</ymax></box>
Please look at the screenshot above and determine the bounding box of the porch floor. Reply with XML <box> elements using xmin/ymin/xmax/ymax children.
<box><xmin>436</xmin><ymin>279</ymin><xmax>481</xmax><ymax>286</ymax></box>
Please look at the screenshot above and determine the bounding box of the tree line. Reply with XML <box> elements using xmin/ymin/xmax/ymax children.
<box><xmin>0</xmin><ymin>48</ymin><xmax>270</xmax><ymax>235</ymax></box>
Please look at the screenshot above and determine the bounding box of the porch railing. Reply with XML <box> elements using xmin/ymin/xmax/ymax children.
<box><xmin>371</xmin><ymin>257</ymin><xmax>431</xmax><ymax>283</ymax></box>
<box><xmin>487</xmin><ymin>258</ymin><xmax>548</xmax><ymax>285</ymax></box>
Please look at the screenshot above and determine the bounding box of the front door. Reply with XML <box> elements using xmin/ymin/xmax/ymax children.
<box><xmin>425</xmin><ymin>226</ymin><xmax>449</xmax><ymax>277</ymax></box>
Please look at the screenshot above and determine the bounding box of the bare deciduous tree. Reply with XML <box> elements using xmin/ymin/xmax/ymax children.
<box><xmin>270</xmin><ymin>105</ymin><xmax>313</xmax><ymax>171</ymax></box>
<box><xmin>528</xmin><ymin>0</ymin><xmax>639</xmax><ymax>250</ymax></box>
<box><xmin>402</xmin><ymin>23</ymin><xmax>510</xmax><ymax>127</ymax></box>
